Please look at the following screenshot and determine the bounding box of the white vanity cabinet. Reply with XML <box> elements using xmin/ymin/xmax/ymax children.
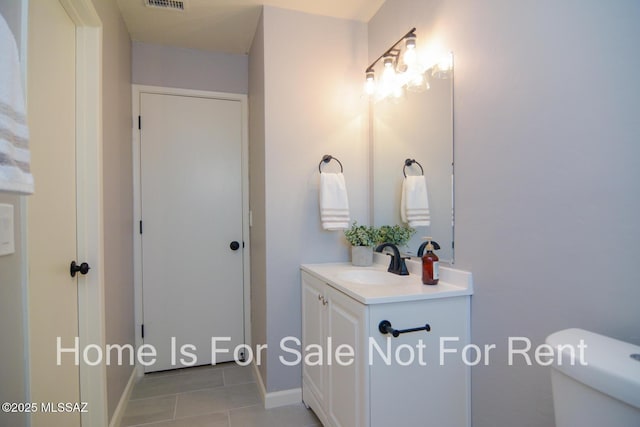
<box><xmin>302</xmin><ymin>272</ymin><xmax>369</xmax><ymax>427</ymax></box>
<box><xmin>301</xmin><ymin>264</ymin><xmax>472</xmax><ymax>427</ymax></box>
<box><xmin>368</xmin><ymin>297</ymin><xmax>470</xmax><ymax>427</ymax></box>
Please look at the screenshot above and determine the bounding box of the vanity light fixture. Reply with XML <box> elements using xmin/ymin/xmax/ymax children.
<box><xmin>365</xmin><ymin>28</ymin><xmax>452</xmax><ymax>99</ymax></box>
<box><xmin>365</xmin><ymin>28</ymin><xmax>422</xmax><ymax>100</ymax></box>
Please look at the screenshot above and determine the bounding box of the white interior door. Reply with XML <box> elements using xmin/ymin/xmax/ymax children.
<box><xmin>27</xmin><ymin>1</ymin><xmax>105</xmax><ymax>425</ymax></box>
<box><xmin>140</xmin><ymin>92</ymin><xmax>245</xmax><ymax>372</ymax></box>
<box><xmin>27</xmin><ymin>1</ymin><xmax>79</xmax><ymax>426</ymax></box>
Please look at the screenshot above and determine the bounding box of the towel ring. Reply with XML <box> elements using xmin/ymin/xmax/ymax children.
<box><xmin>318</xmin><ymin>155</ymin><xmax>344</xmax><ymax>173</ymax></box>
<box><xmin>403</xmin><ymin>159</ymin><xmax>424</xmax><ymax>177</ymax></box>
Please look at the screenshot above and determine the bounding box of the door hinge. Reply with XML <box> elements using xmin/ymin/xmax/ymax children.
<box><xmin>138</xmin><ymin>115</ymin><xmax>141</xmax><ymax>130</ymax></box>
<box><xmin>141</xmin><ymin>324</ymin><xmax>145</xmax><ymax>338</ymax></box>
<box><xmin>139</xmin><ymin>220</ymin><xmax>143</xmax><ymax>234</ymax></box>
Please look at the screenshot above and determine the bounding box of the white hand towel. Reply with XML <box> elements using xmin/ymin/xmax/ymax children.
<box><xmin>319</xmin><ymin>172</ymin><xmax>350</xmax><ymax>230</ymax></box>
<box><xmin>0</xmin><ymin>13</ymin><xmax>33</xmax><ymax>194</ymax></box>
<box><xmin>401</xmin><ymin>175</ymin><xmax>430</xmax><ymax>227</ymax></box>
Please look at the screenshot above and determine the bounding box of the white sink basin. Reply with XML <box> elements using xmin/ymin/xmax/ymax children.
<box><xmin>337</xmin><ymin>269</ymin><xmax>398</xmax><ymax>285</ymax></box>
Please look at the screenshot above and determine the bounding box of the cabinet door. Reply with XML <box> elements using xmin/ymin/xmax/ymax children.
<box><xmin>301</xmin><ymin>273</ymin><xmax>326</xmax><ymax>407</ymax></box>
<box><xmin>369</xmin><ymin>296</ymin><xmax>470</xmax><ymax>427</ymax></box>
<box><xmin>326</xmin><ymin>286</ymin><xmax>367</xmax><ymax>427</ymax></box>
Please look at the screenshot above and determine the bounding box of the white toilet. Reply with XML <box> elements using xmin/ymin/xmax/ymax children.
<box><xmin>546</xmin><ymin>328</ymin><xmax>640</xmax><ymax>427</ymax></box>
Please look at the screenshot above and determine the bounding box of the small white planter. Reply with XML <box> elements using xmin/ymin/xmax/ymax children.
<box><xmin>351</xmin><ymin>246</ymin><xmax>373</xmax><ymax>267</ymax></box>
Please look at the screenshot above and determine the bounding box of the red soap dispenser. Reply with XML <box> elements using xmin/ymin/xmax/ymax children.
<box><xmin>421</xmin><ymin>237</ymin><xmax>439</xmax><ymax>285</ymax></box>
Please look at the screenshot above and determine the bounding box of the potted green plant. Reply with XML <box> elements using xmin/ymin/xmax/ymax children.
<box><xmin>344</xmin><ymin>222</ymin><xmax>380</xmax><ymax>266</ymax></box>
<box><xmin>377</xmin><ymin>224</ymin><xmax>416</xmax><ymax>249</ymax></box>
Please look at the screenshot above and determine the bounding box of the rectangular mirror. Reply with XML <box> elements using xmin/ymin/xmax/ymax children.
<box><xmin>371</xmin><ymin>54</ymin><xmax>454</xmax><ymax>263</ymax></box>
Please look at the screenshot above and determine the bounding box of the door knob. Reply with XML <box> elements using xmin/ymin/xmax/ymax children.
<box><xmin>229</xmin><ymin>241</ymin><xmax>240</xmax><ymax>251</ymax></box>
<box><xmin>70</xmin><ymin>261</ymin><xmax>91</xmax><ymax>278</ymax></box>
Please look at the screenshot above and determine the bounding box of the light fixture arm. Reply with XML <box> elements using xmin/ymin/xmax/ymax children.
<box><xmin>365</xmin><ymin>27</ymin><xmax>417</xmax><ymax>73</ymax></box>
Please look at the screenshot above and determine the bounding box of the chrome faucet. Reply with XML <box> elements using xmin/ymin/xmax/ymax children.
<box><xmin>375</xmin><ymin>243</ymin><xmax>410</xmax><ymax>275</ymax></box>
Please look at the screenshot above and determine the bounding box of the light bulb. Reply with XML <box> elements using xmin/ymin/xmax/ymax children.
<box><xmin>404</xmin><ymin>34</ymin><xmax>417</xmax><ymax>66</ymax></box>
<box><xmin>378</xmin><ymin>56</ymin><xmax>397</xmax><ymax>99</ymax></box>
<box><xmin>382</xmin><ymin>56</ymin><xmax>396</xmax><ymax>81</ymax></box>
<box><xmin>404</xmin><ymin>48</ymin><xmax>416</xmax><ymax>68</ymax></box>
<box><xmin>364</xmin><ymin>72</ymin><xmax>375</xmax><ymax>95</ymax></box>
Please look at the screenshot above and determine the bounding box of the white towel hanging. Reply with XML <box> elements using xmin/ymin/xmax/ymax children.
<box><xmin>401</xmin><ymin>175</ymin><xmax>430</xmax><ymax>227</ymax></box>
<box><xmin>319</xmin><ymin>172</ymin><xmax>350</xmax><ymax>230</ymax></box>
<box><xmin>0</xmin><ymin>13</ymin><xmax>33</xmax><ymax>194</ymax></box>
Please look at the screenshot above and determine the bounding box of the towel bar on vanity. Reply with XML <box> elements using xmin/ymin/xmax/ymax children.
<box><xmin>318</xmin><ymin>154</ymin><xmax>344</xmax><ymax>173</ymax></box>
<box><xmin>378</xmin><ymin>320</ymin><xmax>431</xmax><ymax>337</ymax></box>
<box><xmin>403</xmin><ymin>158</ymin><xmax>424</xmax><ymax>177</ymax></box>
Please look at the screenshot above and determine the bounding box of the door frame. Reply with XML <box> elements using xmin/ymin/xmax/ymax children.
<box><xmin>132</xmin><ymin>85</ymin><xmax>251</xmax><ymax>375</ymax></box>
<box><xmin>59</xmin><ymin>1</ymin><xmax>108</xmax><ymax>425</ymax></box>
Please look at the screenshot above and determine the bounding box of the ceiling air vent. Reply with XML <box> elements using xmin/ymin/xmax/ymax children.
<box><xmin>145</xmin><ymin>0</ymin><xmax>187</xmax><ymax>12</ymax></box>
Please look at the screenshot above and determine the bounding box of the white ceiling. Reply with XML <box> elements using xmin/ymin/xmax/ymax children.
<box><xmin>117</xmin><ymin>0</ymin><xmax>384</xmax><ymax>54</ymax></box>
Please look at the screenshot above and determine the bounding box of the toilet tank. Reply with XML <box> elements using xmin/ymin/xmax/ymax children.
<box><xmin>546</xmin><ymin>328</ymin><xmax>640</xmax><ymax>427</ymax></box>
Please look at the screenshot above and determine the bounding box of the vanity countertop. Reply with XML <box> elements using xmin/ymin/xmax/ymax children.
<box><xmin>301</xmin><ymin>256</ymin><xmax>473</xmax><ymax>305</ymax></box>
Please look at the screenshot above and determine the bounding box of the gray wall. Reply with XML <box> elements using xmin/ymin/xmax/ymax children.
<box><xmin>0</xmin><ymin>194</ymin><xmax>27</xmax><ymax>427</ymax></box>
<box><xmin>132</xmin><ymin>41</ymin><xmax>248</xmax><ymax>94</ymax></box>
<box><xmin>249</xmin><ymin>6</ymin><xmax>369</xmax><ymax>392</ymax></box>
<box><xmin>370</xmin><ymin>1</ymin><xmax>640</xmax><ymax>426</ymax></box>
<box><xmin>90</xmin><ymin>0</ymin><xmax>136</xmax><ymax>421</ymax></box>
<box><xmin>0</xmin><ymin>2</ymin><xmax>28</xmax><ymax>426</ymax></box>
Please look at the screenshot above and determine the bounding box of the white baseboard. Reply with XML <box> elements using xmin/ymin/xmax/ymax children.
<box><xmin>264</xmin><ymin>387</ymin><xmax>302</xmax><ymax>409</ymax></box>
<box><xmin>108</xmin><ymin>367</ymin><xmax>139</xmax><ymax>427</ymax></box>
<box><xmin>251</xmin><ymin>362</ymin><xmax>301</xmax><ymax>409</ymax></box>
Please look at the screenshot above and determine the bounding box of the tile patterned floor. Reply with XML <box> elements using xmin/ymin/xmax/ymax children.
<box><xmin>121</xmin><ymin>363</ymin><xmax>321</xmax><ymax>427</ymax></box>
